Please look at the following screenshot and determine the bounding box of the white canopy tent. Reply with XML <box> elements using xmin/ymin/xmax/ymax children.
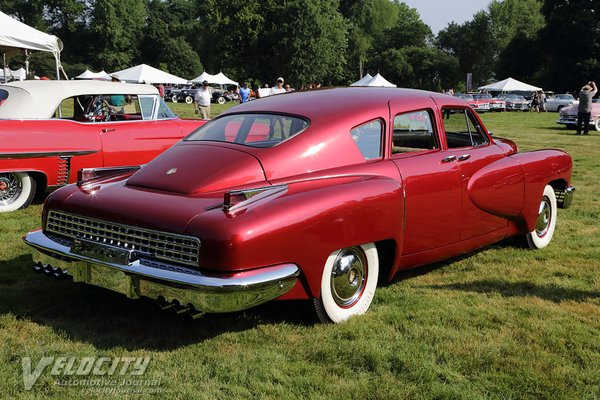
<box><xmin>190</xmin><ymin>71</ymin><xmax>238</xmax><ymax>86</ymax></box>
<box><xmin>0</xmin><ymin>11</ymin><xmax>64</xmax><ymax>80</ymax></box>
<box><xmin>111</xmin><ymin>64</ymin><xmax>188</xmax><ymax>85</ymax></box>
<box><xmin>351</xmin><ymin>73</ymin><xmax>396</xmax><ymax>87</ymax></box>
<box><xmin>478</xmin><ymin>77</ymin><xmax>542</xmax><ymax>92</ymax></box>
<box><xmin>0</xmin><ymin>67</ymin><xmax>26</xmax><ymax>81</ymax></box>
<box><xmin>75</xmin><ymin>69</ymin><xmax>110</xmax><ymax>80</ymax></box>
<box><xmin>350</xmin><ymin>73</ymin><xmax>373</xmax><ymax>86</ymax></box>
<box><xmin>190</xmin><ymin>71</ymin><xmax>215</xmax><ymax>83</ymax></box>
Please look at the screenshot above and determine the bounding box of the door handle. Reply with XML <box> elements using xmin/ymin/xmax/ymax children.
<box><xmin>441</xmin><ymin>155</ymin><xmax>456</xmax><ymax>163</ymax></box>
<box><xmin>102</xmin><ymin>128</ymin><xmax>116</xmax><ymax>133</ymax></box>
<box><xmin>457</xmin><ymin>154</ymin><xmax>471</xmax><ymax>161</ymax></box>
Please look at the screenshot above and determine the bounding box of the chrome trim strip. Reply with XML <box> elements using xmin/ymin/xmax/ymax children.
<box><xmin>0</xmin><ymin>150</ymin><xmax>98</xmax><ymax>159</ymax></box>
<box><xmin>23</xmin><ymin>230</ymin><xmax>299</xmax><ymax>313</ymax></box>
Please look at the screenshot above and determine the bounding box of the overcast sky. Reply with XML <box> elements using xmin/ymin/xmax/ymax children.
<box><xmin>401</xmin><ymin>0</ymin><xmax>492</xmax><ymax>34</ymax></box>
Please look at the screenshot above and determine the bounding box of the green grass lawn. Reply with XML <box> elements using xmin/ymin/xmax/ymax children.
<box><xmin>1</xmin><ymin>109</ymin><xmax>599</xmax><ymax>399</ymax></box>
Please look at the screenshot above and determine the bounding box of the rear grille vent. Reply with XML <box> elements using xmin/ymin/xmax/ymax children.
<box><xmin>46</xmin><ymin>210</ymin><xmax>200</xmax><ymax>267</ymax></box>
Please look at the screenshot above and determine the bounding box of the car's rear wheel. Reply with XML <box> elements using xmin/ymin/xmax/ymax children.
<box><xmin>171</xmin><ymin>95</ymin><xmax>178</xmax><ymax>103</ymax></box>
<box><xmin>524</xmin><ymin>185</ymin><xmax>557</xmax><ymax>249</ymax></box>
<box><xmin>185</xmin><ymin>96</ymin><xmax>193</xmax><ymax>104</ymax></box>
<box><xmin>217</xmin><ymin>96</ymin><xmax>226</xmax><ymax>105</ymax></box>
<box><xmin>557</xmin><ymin>105</ymin><xmax>564</xmax><ymax>112</ymax></box>
<box><xmin>0</xmin><ymin>172</ymin><xmax>36</xmax><ymax>212</ymax></box>
<box><xmin>313</xmin><ymin>243</ymin><xmax>378</xmax><ymax>323</ymax></box>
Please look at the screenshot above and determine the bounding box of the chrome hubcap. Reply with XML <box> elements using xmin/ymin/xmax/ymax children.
<box><xmin>330</xmin><ymin>247</ymin><xmax>367</xmax><ymax>307</ymax></box>
<box><xmin>535</xmin><ymin>196</ymin><xmax>552</xmax><ymax>237</ymax></box>
<box><xmin>0</xmin><ymin>173</ymin><xmax>22</xmax><ymax>206</ymax></box>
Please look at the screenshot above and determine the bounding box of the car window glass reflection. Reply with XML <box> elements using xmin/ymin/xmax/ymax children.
<box><xmin>392</xmin><ymin>110</ymin><xmax>437</xmax><ymax>154</ymax></box>
<box><xmin>350</xmin><ymin>119</ymin><xmax>383</xmax><ymax>160</ymax></box>
<box><xmin>442</xmin><ymin>108</ymin><xmax>488</xmax><ymax>148</ymax></box>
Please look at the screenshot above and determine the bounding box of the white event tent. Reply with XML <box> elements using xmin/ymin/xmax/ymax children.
<box><xmin>190</xmin><ymin>71</ymin><xmax>239</xmax><ymax>86</ymax></box>
<box><xmin>350</xmin><ymin>73</ymin><xmax>373</xmax><ymax>86</ymax></box>
<box><xmin>0</xmin><ymin>11</ymin><xmax>64</xmax><ymax>79</ymax></box>
<box><xmin>75</xmin><ymin>69</ymin><xmax>110</xmax><ymax>80</ymax></box>
<box><xmin>351</xmin><ymin>73</ymin><xmax>396</xmax><ymax>87</ymax></box>
<box><xmin>478</xmin><ymin>77</ymin><xmax>542</xmax><ymax>92</ymax></box>
<box><xmin>111</xmin><ymin>64</ymin><xmax>188</xmax><ymax>85</ymax></box>
<box><xmin>0</xmin><ymin>67</ymin><xmax>26</xmax><ymax>81</ymax></box>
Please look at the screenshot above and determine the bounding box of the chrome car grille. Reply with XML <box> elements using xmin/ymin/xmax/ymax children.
<box><xmin>46</xmin><ymin>210</ymin><xmax>200</xmax><ymax>267</ymax></box>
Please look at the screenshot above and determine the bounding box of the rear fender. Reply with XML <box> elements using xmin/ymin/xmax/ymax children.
<box><xmin>186</xmin><ymin>175</ymin><xmax>404</xmax><ymax>299</ymax></box>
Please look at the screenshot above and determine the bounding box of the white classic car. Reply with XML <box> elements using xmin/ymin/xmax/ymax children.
<box><xmin>545</xmin><ymin>94</ymin><xmax>579</xmax><ymax>112</ymax></box>
<box><xmin>557</xmin><ymin>99</ymin><xmax>600</xmax><ymax>131</ymax></box>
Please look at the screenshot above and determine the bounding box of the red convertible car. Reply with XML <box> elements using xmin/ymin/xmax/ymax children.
<box><xmin>24</xmin><ymin>88</ymin><xmax>575</xmax><ymax>323</ymax></box>
<box><xmin>0</xmin><ymin>80</ymin><xmax>205</xmax><ymax>212</ymax></box>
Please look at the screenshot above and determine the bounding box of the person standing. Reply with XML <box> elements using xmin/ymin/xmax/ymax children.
<box><xmin>576</xmin><ymin>81</ymin><xmax>597</xmax><ymax>135</ymax></box>
<box><xmin>239</xmin><ymin>82</ymin><xmax>250</xmax><ymax>103</ymax></box>
<box><xmin>194</xmin><ymin>80</ymin><xmax>212</xmax><ymax>119</ymax></box>
<box><xmin>269</xmin><ymin>77</ymin><xmax>286</xmax><ymax>95</ymax></box>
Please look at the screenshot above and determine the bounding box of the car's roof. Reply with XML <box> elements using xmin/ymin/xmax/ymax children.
<box><xmin>0</xmin><ymin>80</ymin><xmax>158</xmax><ymax>119</ymax></box>
<box><xmin>223</xmin><ymin>87</ymin><xmax>452</xmax><ymax>123</ymax></box>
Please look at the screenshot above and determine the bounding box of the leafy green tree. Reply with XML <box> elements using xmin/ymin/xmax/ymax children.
<box><xmin>89</xmin><ymin>0</ymin><xmax>148</xmax><ymax>71</ymax></box>
<box><xmin>540</xmin><ymin>0</ymin><xmax>600</xmax><ymax>92</ymax></box>
<box><xmin>487</xmin><ymin>0</ymin><xmax>545</xmax><ymax>50</ymax></box>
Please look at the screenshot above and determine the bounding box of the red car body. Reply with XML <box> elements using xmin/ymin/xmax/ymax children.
<box><xmin>0</xmin><ymin>80</ymin><xmax>205</xmax><ymax>212</ymax></box>
<box><xmin>24</xmin><ymin>87</ymin><xmax>575</xmax><ymax>323</ymax></box>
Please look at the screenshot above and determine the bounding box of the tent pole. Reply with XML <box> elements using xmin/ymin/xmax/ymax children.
<box><xmin>24</xmin><ymin>49</ymin><xmax>30</xmax><ymax>78</ymax></box>
<box><xmin>2</xmin><ymin>52</ymin><xmax>6</xmax><ymax>83</ymax></box>
<box><xmin>55</xmin><ymin>53</ymin><xmax>60</xmax><ymax>80</ymax></box>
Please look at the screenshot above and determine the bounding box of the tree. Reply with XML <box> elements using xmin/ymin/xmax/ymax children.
<box><xmin>89</xmin><ymin>0</ymin><xmax>148</xmax><ymax>71</ymax></box>
<box><xmin>540</xmin><ymin>0</ymin><xmax>600</xmax><ymax>92</ymax></box>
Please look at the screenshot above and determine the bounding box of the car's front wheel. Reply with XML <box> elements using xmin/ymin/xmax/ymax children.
<box><xmin>0</xmin><ymin>172</ymin><xmax>37</xmax><ymax>212</ymax></box>
<box><xmin>594</xmin><ymin>118</ymin><xmax>600</xmax><ymax>131</ymax></box>
<box><xmin>171</xmin><ymin>95</ymin><xmax>178</xmax><ymax>103</ymax></box>
<box><xmin>185</xmin><ymin>96</ymin><xmax>193</xmax><ymax>104</ymax></box>
<box><xmin>216</xmin><ymin>96</ymin><xmax>226</xmax><ymax>105</ymax></box>
<box><xmin>313</xmin><ymin>243</ymin><xmax>379</xmax><ymax>323</ymax></box>
<box><xmin>524</xmin><ymin>185</ymin><xmax>557</xmax><ymax>249</ymax></box>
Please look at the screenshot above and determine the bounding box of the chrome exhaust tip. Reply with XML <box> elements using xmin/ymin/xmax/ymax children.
<box><xmin>156</xmin><ymin>297</ymin><xmax>205</xmax><ymax>320</ymax></box>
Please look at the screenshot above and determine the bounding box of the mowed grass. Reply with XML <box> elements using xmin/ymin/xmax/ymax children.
<box><xmin>1</xmin><ymin>107</ymin><xmax>599</xmax><ymax>399</ymax></box>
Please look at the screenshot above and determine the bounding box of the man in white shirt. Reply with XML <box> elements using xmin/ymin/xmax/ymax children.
<box><xmin>194</xmin><ymin>80</ymin><xmax>212</xmax><ymax>119</ymax></box>
<box><xmin>269</xmin><ymin>77</ymin><xmax>286</xmax><ymax>95</ymax></box>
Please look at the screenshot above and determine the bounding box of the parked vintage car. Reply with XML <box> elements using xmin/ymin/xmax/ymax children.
<box><xmin>0</xmin><ymin>80</ymin><xmax>206</xmax><ymax>212</ymax></box>
<box><xmin>497</xmin><ymin>94</ymin><xmax>530</xmax><ymax>111</ymax></box>
<box><xmin>455</xmin><ymin>93</ymin><xmax>490</xmax><ymax>112</ymax></box>
<box><xmin>557</xmin><ymin>99</ymin><xmax>600</xmax><ymax>131</ymax></box>
<box><xmin>171</xmin><ymin>88</ymin><xmax>197</xmax><ymax>104</ymax></box>
<box><xmin>473</xmin><ymin>93</ymin><xmax>506</xmax><ymax>111</ymax></box>
<box><xmin>24</xmin><ymin>87</ymin><xmax>574</xmax><ymax>323</ymax></box>
<box><xmin>545</xmin><ymin>94</ymin><xmax>578</xmax><ymax>112</ymax></box>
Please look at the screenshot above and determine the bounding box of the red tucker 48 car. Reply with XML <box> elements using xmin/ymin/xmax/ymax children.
<box><xmin>24</xmin><ymin>88</ymin><xmax>575</xmax><ymax>323</ymax></box>
<box><xmin>0</xmin><ymin>80</ymin><xmax>205</xmax><ymax>212</ymax></box>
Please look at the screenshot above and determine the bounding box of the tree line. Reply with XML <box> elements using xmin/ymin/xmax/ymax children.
<box><xmin>2</xmin><ymin>0</ymin><xmax>598</xmax><ymax>92</ymax></box>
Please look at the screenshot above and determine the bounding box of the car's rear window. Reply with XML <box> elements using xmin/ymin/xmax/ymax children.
<box><xmin>0</xmin><ymin>89</ymin><xmax>8</xmax><ymax>107</ymax></box>
<box><xmin>185</xmin><ymin>113</ymin><xmax>309</xmax><ymax>148</ymax></box>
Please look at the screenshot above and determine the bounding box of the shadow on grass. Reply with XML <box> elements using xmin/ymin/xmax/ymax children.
<box><xmin>0</xmin><ymin>255</ymin><xmax>316</xmax><ymax>351</ymax></box>
<box><xmin>425</xmin><ymin>279</ymin><xmax>600</xmax><ymax>303</ymax></box>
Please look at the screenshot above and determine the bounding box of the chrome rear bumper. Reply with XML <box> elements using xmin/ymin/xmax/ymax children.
<box><xmin>23</xmin><ymin>230</ymin><xmax>299</xmax><ymax>314</ymax></box>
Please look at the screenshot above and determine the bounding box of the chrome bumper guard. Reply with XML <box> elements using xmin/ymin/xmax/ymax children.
<box><xmin>555</xmin><ymin>186</ymin><xmax>575</xmax><ymax>209</ymax></box>
<box><xmin>23</xmin><ymin>230</ymin><xmax>299</xmax><ymax>314</ymax></box>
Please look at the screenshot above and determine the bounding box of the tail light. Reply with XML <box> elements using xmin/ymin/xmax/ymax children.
<box><xmin>77</xmin><ymin>165</ymin><xmax>141</xmax><ymax>192</ymax></box>
<box><xmin>223</xmin><ymin>184</ymin><xmax>287</xmax><ymax>212</ymax></box>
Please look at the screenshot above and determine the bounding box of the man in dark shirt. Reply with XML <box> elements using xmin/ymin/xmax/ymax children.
<box><xmin>577</xmin><ymin>81</ymin><xmax>597</xmax><ymax>135</ymax></box>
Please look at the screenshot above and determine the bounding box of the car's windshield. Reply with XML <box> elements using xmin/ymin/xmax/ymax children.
<box><xmin>457</xmin><ymin>94</ymin><xmax>474</xmax><ymax>100</ymax></box>
<box><xmin>185</xmin><ymin>113</ymin><xmax>309</xmax><ymax>148</ymax></box>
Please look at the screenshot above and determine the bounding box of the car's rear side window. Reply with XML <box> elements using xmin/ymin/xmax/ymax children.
<box><xmin>0</xmin><ymin>89</ymin><xmax>8</xmax><ymax>107</ymax></box>
<box><xmin>186</xmin><ymin>113</ymin><xmax>309</xmax><ymax>147</ymax></box>
<box><xmin>350</xmin><ymin>119</ymin><xmax>383</xmax><ymax>160</ymax></box>
<box><xmin>392</xmin><ymin>110</ymin><xmax>437</xmax><ymax>154</ymax></box>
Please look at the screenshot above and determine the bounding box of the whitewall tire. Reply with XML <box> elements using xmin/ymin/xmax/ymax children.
<box><xmin>525</xmin><ymin>185</ymin><xmax>557</xmax><ymax>249</ymax></box>
<box><xmin>0</xmin><ymin>172</ymin><xmax>36</xmax><ymax>212</ymax></box>
<box><xmin>314</xmin><ymin>243</ymin><xmax>379</xmax><ymax>323</ymax></box>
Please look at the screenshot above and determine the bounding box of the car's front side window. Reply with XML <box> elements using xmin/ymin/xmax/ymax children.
<box><xmin>391</xmin><ymin>110</ymin><xmax>437</xmax><ymax>154</ymax></box>
<box><xmin>442</xmin><ymin>108</ymin><xmax>489</xmax><ymax>148</ymax></box>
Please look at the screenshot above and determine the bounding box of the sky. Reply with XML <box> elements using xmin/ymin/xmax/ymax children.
<box><xmin>401</xmin><ymin>0</ymin><xmax>493</xmax><ymax>34</ymax></box>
